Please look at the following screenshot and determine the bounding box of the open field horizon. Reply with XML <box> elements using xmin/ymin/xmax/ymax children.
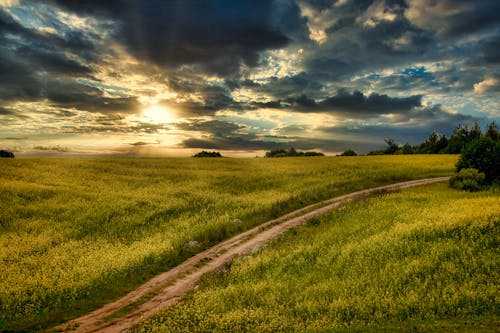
<box><xmin>0</xmin><ymin>155</ymin><xmax>456</xmax><ymax>331</ymax></box>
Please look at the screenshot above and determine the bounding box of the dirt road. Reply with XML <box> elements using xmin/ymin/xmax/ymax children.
<box><xmin>53</xmin><ymin>177</ymin><xmax>449</xmax><ymax>333</ymax></box>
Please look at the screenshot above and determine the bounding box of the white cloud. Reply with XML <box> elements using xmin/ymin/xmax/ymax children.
<box><xmin>357</xmin><ymin>1</ymin><xmax>399</xmax><ymax>28</ymax></box>
<box><xmin>0</xmin><ymin>0</ymin><xmax>19</xmax><ymax>7</ymax></box>
<box><xmin>334</xmin><ymin>0</ymin><xmax>349</xmax><ymax>8</ymax></box>
<box><xmin>298</xmin><ymin>1</ymin><xmax>336</xmax><ymax>44</ymax></box>
<box><xmin>473</xmin><ymin>77</ymin><xmax>500</xmax><ymax>94</ymax></box>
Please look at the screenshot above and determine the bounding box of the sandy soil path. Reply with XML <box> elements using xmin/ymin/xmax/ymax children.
<box><xmin>53</xmin><ymin>177</ymin><xmax>449</xmax><ymax>333</ymax></box>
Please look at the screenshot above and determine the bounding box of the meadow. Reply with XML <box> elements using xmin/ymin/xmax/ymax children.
<box><xmin>134</xmin><ymin>182</ymin><xmax>499</xmax><ymax>332</ymax></box>
<box><xmin>0</xmin><ymin>156</ymin><xmax>455</xmax><ymax>330</ymax></box>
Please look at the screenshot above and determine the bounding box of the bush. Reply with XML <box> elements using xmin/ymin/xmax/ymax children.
<box><xmin>339</xmin><ymin>149</ymin><xmax>357</xmax><ymax>156</ymax></box>
<box><xmin>456</xmin><ymin>137</ymin><xmax>500</xmax><ymax>183</ymax></box>
<box><xmin>449</xmin><ymin>168</ymin><xmax>486</xmax><ymax>191</ymax></box>
<box><xmin>0</xmin><ymin>150</ymin><xmax>15</xmax><ymax>158</ymax></box>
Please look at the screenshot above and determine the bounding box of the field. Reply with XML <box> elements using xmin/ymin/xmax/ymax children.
<box><xmin>0</xmin><ymin>156</ymin><xmax>455</xmax><ymax>330</ymax></box>
<box><xmin>134</xmin><ymin>182</ymin><xmax>499</xmax><ymax>332</ymax></box>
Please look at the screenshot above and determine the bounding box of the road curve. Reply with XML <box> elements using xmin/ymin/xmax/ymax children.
<box><xmin>53</xmin><ymin>177</ymin><xmax>450</xmax><ymax>333</ymax></box>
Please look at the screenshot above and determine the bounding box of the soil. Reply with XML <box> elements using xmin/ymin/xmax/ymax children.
<box><xmin>52</xmin><ymin>177</ymin><xmax>449</xmax><ymax>333</ymax></box>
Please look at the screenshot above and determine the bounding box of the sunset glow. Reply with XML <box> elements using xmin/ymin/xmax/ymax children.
<box><xmin>141</xmin><ymin>105</ymin><xmax>177</xmax><ymax>124</ymax></box>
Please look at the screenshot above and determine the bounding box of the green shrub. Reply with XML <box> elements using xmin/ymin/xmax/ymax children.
<box><xmin>339</xmin><ymin>149</ymin><xmax>357</xmax><ymax>156</ymax></box>
<box><xmin>449</xmin><ymin>168</ymin><xmax>486</xmax><ymax>191</ymax></box>
<box><xmin>456</xmin><ymin>137</ymin><xmax>500</xmax><ymax>183</ymax></box>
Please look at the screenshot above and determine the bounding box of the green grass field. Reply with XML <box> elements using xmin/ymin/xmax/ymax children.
<box><xmin>134</xmin><ymin>183</ymin><xmax>499</xmax><ymax>332</ymax></box>
<box><xmin>0</xmin><ymin>156</ymin><xmax>455</xmax><ymax>330</ymax></box>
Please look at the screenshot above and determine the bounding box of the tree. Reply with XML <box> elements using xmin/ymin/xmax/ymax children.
<box><xmin>447</xmin><ymin>124</ymin><xmax>475</xmax><ymax>154</ymax></box>
<box><xmin>399</xmin><ymin>144</ymin><xmax>414</xmax><ymax>154</ymax></box>
<box><xmin>304</xmin><ymin>151</ymin><xmax>325</xmax><ymax>156</ymax></box>
<box><xmin>456</xmin><ymin>137</ymin><xmax>500</xmax><ymax>183</ymax></box>
<box><xmin>193</xmin><ymin>151</ymin><xmax>222</xmax><ymax>158</ymax></box>
<box><xmin>339</xmin><ymin>149</ymin><xmax>357</xmax><ymax>156</ymax></box>
<box><xmin>485</xmin><ymin>122</ymin><xmax>499</xmax><ymax>141</ymax></box>
<box><xmin>265</xmin><ymin>148</ymin><xmax>323</xmax><ymax>157</ymax></box>
<box><xmin>417</xmin><ymin>132</ymin><xmax>448</xmax><ymax>154</ymax></box>
<box><xmin>384</xmin><ymin>139</ymin><xmax>399</xmax><ymax>155</ymax></box>
<box><xmin>0</xmin><ymin>150</ymin><xmax>14</xmax><ymax>158</ymax></box>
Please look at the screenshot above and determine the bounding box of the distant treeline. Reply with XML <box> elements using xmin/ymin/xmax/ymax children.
<box><xmin>193</xmin><ymin>150</ymin><xmax>223</xmax><ymax>158</ymax></box>
<box><xmin>367</xmin><ymin>122</ymin><xmax>499</xmax><ymax>155</ymax></box>
<box><xmin>265</xmin><ymin>148</ymin><xmax>324</xmax><ymax>157</ymax></box>
<box><xmin>0</xmin><ymin>150</ymin><xmax>15</xmax><ymax>158</ymax></box>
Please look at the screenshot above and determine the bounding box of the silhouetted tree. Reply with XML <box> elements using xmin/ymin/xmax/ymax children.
<box><xmin>384</xmin><ymin>139</ymin><xmax>399</xmax><ymax>155</ymax></box>
<box><xmin>417</xmin><ymin>132</ymin><xmax>448</xmax><ymax>154</ymax></box>
<box><xmin>265</xmin><ymin>148</ymin><xmax>323</xmax><ymax>157</ymax></box>
<box><xmin>485</xmin><ymin>122</ymin><xmax>499</xmax><ymax>141</ymax></box>
<box><xmin>304</xmin><ymin>151</ymin><xmax>325</xmax><ymax>156</ymax></box>
<box><xmin>0</xmin><ymin>150</ymin><xmax>14</xmax><ymax>158</ymax></box>
<box><xmin>399</xmin><ymin>144</ymin><xmax>414</xmax><ymax>154</ymax></box>
<box><xmin>193</xmin><ymin>151</ymin><xmax>222</xmax><ymax>157</ymax></box>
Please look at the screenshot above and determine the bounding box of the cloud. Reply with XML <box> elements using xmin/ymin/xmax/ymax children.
<box><xmin>129</xmin><ymin>141</ymin><xmax>153</xmax><ymax>146</ymax></box>
<box><xmin>316</xmin><ymin>90</ymin><xmax>422</xmax><ymax>114</ymax></box>
<box><xmin>481</xmin><ymin>38</ymin><xmax>500</xmax><ymax>64</ymax></box>
<box><xmin>265</xmin><ymin>90</ymin><xmax>423</xmax><ymax>116</ymax></box>
<box><xmin>49</xmin><ymin>0</ymin><xmax>294</xmax><ymax>75</ymax></box>
<box><xmin>474</xmin><ymin>77</ymin><xmax>500</xmax><ymax>94</ymax></box>
<box><xmin>356</xmin><ymin>1</ymin><xmax>399</xmax><ymax>28</ymax></box>
<box><xmin>33</xmin><ymin>145</ymin><xmax>70</xmax><ymax>152</ymax></box>
<box><xmin>176</xmin><ymin>119</ymin><xmax>243</xmax><ymax>135</ymax></box>
<box><xmin>0</xmin><ymin>7</ymin><xmax>136</xmax><ymax>115</ymax></box>
<box><xmin>404</xmin><ymin>0</ymin><xmax>500</xmax><ymax>37</ymax></box>
<box><xmin>0</xmin><ymin>0</ymin><xmax>19</xmax><ymax>7</ymax></box>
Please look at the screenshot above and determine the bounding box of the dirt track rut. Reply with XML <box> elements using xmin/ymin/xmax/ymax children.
<box><xmin>53</xmin><ymin>177</ymin><xmax>450</xmax><ymax>333</ymax></box>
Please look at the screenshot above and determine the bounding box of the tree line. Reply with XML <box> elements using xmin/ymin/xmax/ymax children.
<box><xmin>265</xmin><ymin>147</ymin><xmax>324</xmax><ymax>157</ymax></box>
<box><xmin>367</xmin><ymin>122</ymin><xmax>498</xmax><ymax>155</ymax></box>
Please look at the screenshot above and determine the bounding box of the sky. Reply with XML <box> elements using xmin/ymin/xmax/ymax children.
<box><xmin>0</xmin><ymin>0</ymin><xmax>499</xmax><ymax>157</ymax></box>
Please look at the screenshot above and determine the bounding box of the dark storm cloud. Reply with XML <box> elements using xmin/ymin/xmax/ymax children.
<box><xmin>49</xmin><ymin>0</ymin><xmax>295</xmax><ymax>75</ymax></box>
<box><xmin>295</xmin><ymin>0</ymin><xmax>499</xmax><ymax>88</ymax></box>
<box><xmin>0</xmin><ymin>9</ymin><xmax>95</xmax><ymax>71</ymax></box>
<box><xmin>406</xmin><ymin>0</ymin><xmax>500</xmax><ymax>37</ymax></box>
<box><xmin>0</xmin><ymin>7</ymin><xmax>137</xmax><ymax>114</ymax></box>
<box><xmin>316</xmin><ymin>91</ymin><xmax>422</xmax><ymax>114</ymax></box>
<box><xmin>165</xmin><ymin>80</ymin><xmax>241</xmax><ymax>116</ymax></box>
<box><xmin>252</xmin><ymin>90</ymin><xmax>423</xmax><ymax>116</ymax></box>
<box><xmin>176</xmin><ymin>119</ymin><xmax>243</xmax><ymax>135</ymax></box>
<box><xmin>239</xmin><ymin>72</ymin><xmax>325</xmax><ymax>101</ymax></box>
<box><xmin>480</xmin><ymin>37</ymin><xmax>500</xmax><ymax>64</ymax></box>
<box><xmin>294</xmin><ymin>1</ymin><xmax>433</xmax><ymax>82</ymax></box>
<box><xmin>44</xmin><ymin>79</ymin><xmax>141</xmax><ymax>113</ymax></box>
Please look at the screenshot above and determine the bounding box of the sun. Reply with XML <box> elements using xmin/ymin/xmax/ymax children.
<box><xmin>142</xmin><ymin>105</ymin><xmax>177</xmax><ymax>124</ymax></box>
